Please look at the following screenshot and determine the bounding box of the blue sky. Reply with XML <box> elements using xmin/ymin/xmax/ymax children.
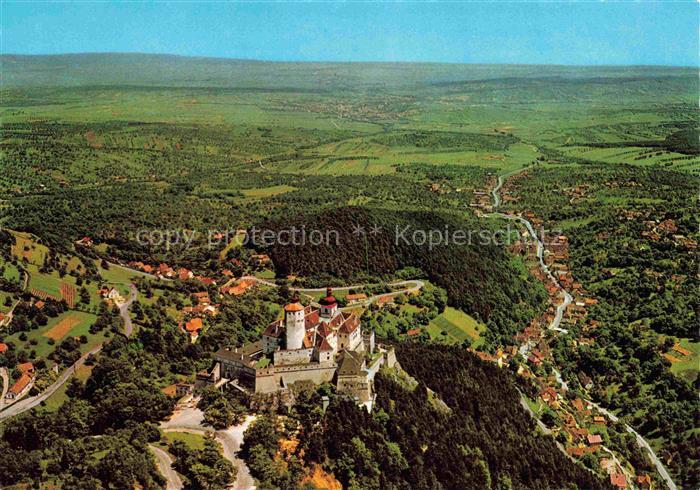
<box><xmin>2</xmin><ymin>2</ymin><xmax>697</xmax><ymax>66</ymax></box>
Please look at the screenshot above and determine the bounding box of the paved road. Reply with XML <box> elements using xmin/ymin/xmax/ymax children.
<box><xmin>487</xmin><ymin>168</ymin><xmax>677</xmax><ymax>490</ymax></box>
<box><xmin>0</xmin><ymin>344</ymin><xmax>102</xmax><ymax>420</ymax></box>
<box><xmin>162</xmin><ymin>404</ymin><xmax>256</xmax><ymax>490</ymax></box>
<box><xmin>149</xmin><ymin>444</ymin><xmax>184</xmax><ymax>490</ymax></box>
<box><xmin>0</xmin><ymin>367</ymin><xmax>9</xmax><ymax>401</ymax></box>
<box><xmin>239</xmin><ymin>275</ymin><xmax>424</xmax><ymax>308</ymax></box>
<box><xmin>118</xmin><ymin>284</ymin><xmax>137</xmax><ymax>338</ymax></box>
<box><xmin>0</xmin><ymin>277</ymin><xmax>137</xmax><ymax>420</ymax></box>
<box><xmin>106</xmin><ymin>261</ymin><xmax>166</xmax><ymax>281</ymax></box>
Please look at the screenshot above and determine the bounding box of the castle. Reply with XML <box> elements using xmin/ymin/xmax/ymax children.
<box><xmin>203</xmin><ymin>289</ymin><xmax>396</xmax><ymax>410</ymax></box>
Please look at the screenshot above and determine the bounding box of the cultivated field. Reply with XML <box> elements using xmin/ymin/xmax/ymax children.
<box><xmin>43</xmin><ymin>313</ymin><xmax>82</xmax><ymax>341</ymax></box>
<box><xmin>428</xmin><ymin>307</ymin><xmax>485</xmax><ymax>347</ymax></box>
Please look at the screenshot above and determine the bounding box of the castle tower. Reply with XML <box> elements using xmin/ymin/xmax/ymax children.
<box><xmin>284</xmin><ymin>294</ymin><xmax>305</xmax><ymax>350</ymax></box>
<box><xmin>319</xmin><ymin>287</ymin><xmax>338</xmax><ymax>319</ymax></box>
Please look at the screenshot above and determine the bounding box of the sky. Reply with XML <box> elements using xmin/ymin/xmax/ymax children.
<box><xmin>1</xmin><ymin>2</ymin><xmax>698</xmax><ymax>66</ymax></box>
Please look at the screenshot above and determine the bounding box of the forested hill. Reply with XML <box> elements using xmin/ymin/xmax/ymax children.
<box><xmin>287</xmin><ymin>343</ymin><xmax>605</xmax><ymax>489</ymax></box>
<box><xmin>257</xmin><ymin>206</ymin><xmax>547</xmax><ymax>346</ymax></box>
<box><xmin>1</xmin><ymin>53</ymin><xmax>694</xmax><ymax>90</ymax></box>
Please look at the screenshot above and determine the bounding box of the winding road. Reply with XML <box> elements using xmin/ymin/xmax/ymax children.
<box><xmin>0</xmin><ymin>367</ymin><xmax>9</xmax><ymax>401</ymax></box>
<box><xmin>0</xmin><ymin>344</ymin><xmax>103</xmax><ymax>420</ymax></box>
<box><xmin>487</xmin><ymin>168</ymin><xmax>677</xmax><ymax>490</ymax></box>
<box><xmin>0</xmin><ymin>282</ymin><xmax>137</xmax><ymax>420</ymax></box>
<box><xmin>118</xmin><ymin>283</ymin><xmax>138</xmax><ymax>338</ymax></box>
<box><xmin>238</xmin><ymin>275</ymin><xmax>424</xmax><ymax>308</ymax></box>
<box><xmin>161</xmin><ymin>404</ymin><xmax>256</xmax><ymax>490</ymax></box>
<box><xmin>149</xmin><ymin>444</ymin><xmax>184</xmax><ymax>490</ymax></box>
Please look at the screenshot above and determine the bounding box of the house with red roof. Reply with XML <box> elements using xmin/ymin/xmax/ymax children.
<box><xmin>210</xmin><ymin>288</ymin><xmax>395</xmax><ymax>410</ymax></box>
<box><xmin>346</xmin><ymin>293</ymin><xmax>368</xmax><ymax>304</ymax></box>
<box><xmin>587</xmin><ymin>434</ymin><xmax>603</xmax><ymax>446</ymax></box>
<box><xmin>17</xmin><ymin>362</ymin><xmax>35</xmax><ymax>375</ymax></box>
<box><xmin>376</xmin><ymin>295</ymin><xmax>394</xmax><ymax>307</ymax></box>
<box><xmin>178</xmin><ymin>268</ymin><xmax>194</xmax><ymax>281</ymax></box>
<box><xmin>6</xmin><ymin>373</ymin><xmax>33</xmax><ymax>400</ymax></box>
<box><xmin>636</xmin><ymin>474</ymin><xmax>651</xmax><ymax>490</ymax></box>
<box><xmin>76</xmin><ymin>236</ymin><xmax>93</xmax><ymax>247</ymax></box>
<box><xmin>195</xmin><ymin>276</ymin><xmax>216</xmax><ymax>286</ymax></box>
<box><xmin>610</xmin><ymin>473</ymin><xmax>627</xmax><ymax>489</ymax></box>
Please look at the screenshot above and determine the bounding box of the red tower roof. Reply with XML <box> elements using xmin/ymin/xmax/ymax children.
<box><xmin>319</xmin><ymin>287</ymin><xmax>337</xmax><ymax>306</ymax></box>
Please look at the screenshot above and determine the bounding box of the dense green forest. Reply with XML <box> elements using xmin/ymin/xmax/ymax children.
<box><xmin>258</xmin><ymin>206</ymin><xmax>546</xmax><ymax>347</ymax></box>
<box><xmin>240</xmin><ymin>343</ymin><xmax>605</xmax><ymax>489</ymax></box>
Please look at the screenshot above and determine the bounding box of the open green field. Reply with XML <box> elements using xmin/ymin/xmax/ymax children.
<box><xmin>669</xmin><ymin>339</ymin><xmax>700</xmax><ymax>383</ymax></box>
<box><xmin>1</xmin><ymin>310</ymin><xmax>100</xmax><ymax>361</ymax></box>
<box><xmin>42</xmin><ymin>363</ymin><xmax>94</xmax><ymax>411</ymax></box>
<box><xmin>98</xmin><ymin>261</ymin><xmax>149</xmax><ymax>285</ymax></box>
<box><xmin>560</xmin><ymin>145</ymin><xmax>700</xmax><ymax>172</ymax></box>
<box><xmin>161</xmin><ymin>430</ymin><xmax>207</xmax><ymax>450</ymax></box>
<box><xmin>241</xmin><ymin>184</ymin><xmax>297</xmax><ymax>198</ymax></box>
<box><xmin>271</xmin><ymin>138</ymin><xmax>537</xmax><ymax>176</ymax></box>
<box><xmin>27</xmin><ymin>267</ymin><xmax>64</xmax><ymax>298</ymax></box>
<box><xmin>1</xmin><ymin>261</ymin><xmax>20</xmax><ymax>283</ymax></box>
<box><xmin>428</xmin><ymin>307</ymin><xmax>485</xmax><ymax>347</ymax></box>
<box><xmin>10</xmin><ymin>231</ymin><xmax>48</xmax><ymax>265</ymax></box>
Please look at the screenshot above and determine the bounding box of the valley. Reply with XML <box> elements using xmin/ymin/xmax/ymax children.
<box><xmin>0</xmin><ymin>55</ymin><xmax>697</xmax><ymax>489</ymax></box>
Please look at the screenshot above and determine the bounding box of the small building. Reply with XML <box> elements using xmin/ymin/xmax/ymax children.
<box><xmin>0</xmin><ymin>343</ymin><xmax>8</xmax><ymax>354</ymax></box>
<box><xmin>157</xmin><ymin>263</ymin><xmax>174</xmax><ymax>278</ymax></box>
<box><xmin>610</xmin><ymin>473</ymin><xmax>627</xmax><ymax>489</ymax></box>
<box><xmin>540</xmin><ymin>387</ymin><xmax>559</xmax><ymax>404</ymax></box>
<box><xmin>346</xmin><ymin>293</ymin><xmax>368</xmax><ymax>304</ymax></box>
<box><xmin>6</xmin><ymin>373</ymin><xmax>32</xmax><ymax>399</ymax></box>
<box><xmin>192</xmin><ymin>292</ymin><xmax>210</xmax><ymax>305</ymax></box>
<box><xmin>17</xmin><ymin>362</ymin><xmax>35</xmax><ymax>375</ymax></box>
<box><xmin>196</xmin><ymin>276</ymin><xmax>216</xmax><ymax>286</ymax></box>
<box><xmin>162</xmin><ymin>382</ymin><xmax>193</xmax><ymax>398</ymax></box>
<box><xmin>76</xmin><ymin>236</ymin><xmax>93</xmax><ymax>247</ymax></box>
<box><xmin>178</xmin><ymin>268</ymin><xmax>194</xmax><ymax>281</ymax></box>
<box><xmin>376</xmin><ymin>295</ymin><xmax>394</xmax><ymax>307</ymax></box>
<box><xmin>636</xmin><ymin>474</ymin><xmax>652</xmax><ymax>490</ymax></box>
<box><xmin>251</xmin><ymin>254</ymin><xmax>271</xmax><ymax>266</ymax></box>
<box><xmin>587</xmin><ymin>434</ymin><xmax>603</xmax><ymax>446</ymax></box>
<box><xmin>185</xmin><ymin>317</ymin><xmax>203</xmax><ymax>335</ymax></box>
<box><xmin>227</xmin><ymin>280</ymin><xmax>253</xmax><ymax>296</ymax></box>
<box><xmin>567</xmin><ymin>446</ymin><xmax>585</xmax><ymax>458</ymax></box>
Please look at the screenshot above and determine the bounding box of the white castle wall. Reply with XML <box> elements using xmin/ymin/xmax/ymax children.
<box><xmin>274</xmin><ymin>347</ymin><xmax>313</xmax><ymax>366</ymax></box>
<box><xmin>255</xmin><ymin>363</ymin><xmax>337</xmax><ymax>393</ymax></box>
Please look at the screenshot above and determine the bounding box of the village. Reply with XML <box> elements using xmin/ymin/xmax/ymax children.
<box><xmin>466</xmin><ymin>171</ymin><xmax>667</xmax><ymax>490</ymax></box>
<box><xmin>0</xmin><ymin>175</ymin><xmax>685</xmax><ymax>489</ymax></box>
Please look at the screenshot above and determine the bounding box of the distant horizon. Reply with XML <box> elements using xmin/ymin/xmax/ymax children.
<box><xmin>2</xmin><ymin>3</ymin><xmax>697</xmax><ymax>67</ymax></box>
<box><xmin>1</xmin><ymin>51</ymin><xmax>697</xmax><ymax>70</ymax></box>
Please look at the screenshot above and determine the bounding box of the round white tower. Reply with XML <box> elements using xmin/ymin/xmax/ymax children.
<box><xmin>319</xmin><ymin>287</ymin><xmax>338</xmax><ymax>319</ymax></box>
<box><xmin>284</xmin><ymin>295</ymin><xmax>305</xmax><ymax>350</ymax></box>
